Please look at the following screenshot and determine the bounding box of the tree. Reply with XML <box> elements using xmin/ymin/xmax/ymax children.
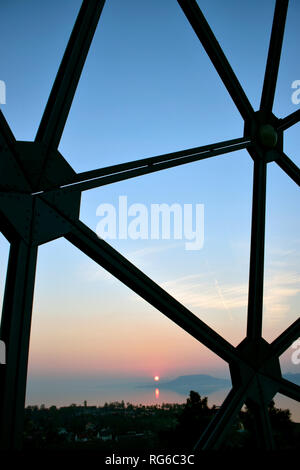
<box><xmin>174</xmin><ymin>391</ymin><xmax>214</xmax><ymax>449</ymax></box>
<box><xmin>239</xmin><ymin>399</ymin><xmax>296</xmax><ymax>449</ymax></box>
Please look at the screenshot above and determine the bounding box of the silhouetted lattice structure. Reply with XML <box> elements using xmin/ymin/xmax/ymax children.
<box><xmin>0</xmin><ymin>0</ymin><xmax>299</xmax><ymax>451</ymax></box>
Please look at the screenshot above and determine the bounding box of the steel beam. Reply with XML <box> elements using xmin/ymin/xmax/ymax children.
<box><xmin>55</xmin><ymin>138</ymin><xmax>250</xmax><ymax>194</ymax></box>
<box><xmin>278</xmin><ymin>109</ymin><xmax>300</xmax><ymax>131</ymax></box>
<box><xmin>275</xmin><ymin>152</ymin><xmax>300</xmax><ymax>186</ymax></box>
<box><xmin>0</xmin><ymin>109</ymin><xmax>16</xmax><ymax>151</ymax></box>
<box><xmin>0</xmin><ymin>111</ymin><xmax>32</xmax><ymax>192</ymax></box>
<box><xmin>69</xmin><ymin>137</ymin><xmax>250</xmax><ymax>185</ymax></box>
<box><xmin>177</xmin><ymin>0</ymin><xmax>254</xmax><ymax>121</ymax></box>
<box><xmin>246</xmin><ymin>158</ymin><xmax>267</xmax><ymax>340</ymax></box>
<box><xmin>256</xmin><ymin>404</ymin><xmax>275</xmax><ymax>450</ymax></box>
<box><xmin>194</xmin><ymin>386</ymin><xmax>247</xmax><ymax>450</ymax></box>
<box><xmin>35</xmin><ymin>0</ymin><xmax>106</xmax><ymax>150</ymax></box>
<box><xmin>278</xmin><ymin>377</ymin><xmax>300</xmax><ymax>402</ymax></box>
<box><xmin>270</xmin><ymin>318</ymin><xmax>300</xmax><ymax>358</ymax></box>
<box><xmin>251</xmin><ymin>378</ymin><xmax>276</xmax><ymax>450</ymax></box>
<box><xmin>0</xmin><ymin>240</ymin><xmax>38</xmax><ymax>450</ymax></box>
<box><xmin>260</xmin><ymin>0</ymin><xmax>289</xmax><ymax>113</ymax></box>
<box><xmin>246</xmin><ymin>400</ymin><xmax>275</xmax><ymax>450</ymax></box>
<box><xmin>64</xmin><ymin>219</ymin><xmax>240</xmax><ymax>366</ymax></box>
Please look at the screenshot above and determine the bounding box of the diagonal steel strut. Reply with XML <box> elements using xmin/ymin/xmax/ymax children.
<box><xmin>278</xmin><ymin>109</ymin><xmax>300</xmax><ymax>131</ymax></box>
<box><xmin>35</xmin><ymin>0</ymin><xmax>106</xmax><ymax>151</ymax></box>
<box><xmin>64</xmin><ymin>219</ymin><xmax>240</xmax><ymax>366</ymax></box>
<box><xmin>177</xmin><ymin>0</ymin><xmax>254</xmax><ymax>121</ymax></box>
<box><xmin>260</xmin><ymin>0</ymin><xmax>289</xmax><ymax>113</ymax></box>
<box><xmin>275</xmin><ymin>152</ymin><xmax>300</xmax><ymax>186</ymax></box>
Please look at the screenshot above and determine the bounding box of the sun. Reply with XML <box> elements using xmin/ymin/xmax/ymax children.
<box><xmin>154</xmin><ymin>375</ymin><xmax>160</xmax><ymax>382</ymax></box>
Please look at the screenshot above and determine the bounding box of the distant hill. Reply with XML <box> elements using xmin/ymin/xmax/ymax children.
<box><xmin>138</xmin><ymin>374</ymin><xmax>230</xmax><ymax>394</ymax></box>
<box><xmin>138</xmin><ymin>373</ymin><xmax>300</xmax><ymax>395</ymax></box>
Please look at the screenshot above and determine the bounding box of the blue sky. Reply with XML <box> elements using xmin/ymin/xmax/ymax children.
<box><xmin>0</xmin><ymin>0</ymin><xmax>299</xmax><ymax>404</ymax></box>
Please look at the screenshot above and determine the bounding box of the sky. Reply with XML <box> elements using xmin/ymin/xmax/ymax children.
<box><xmin>0</xmin><ymin>0</ymin><xmax>299</xmax><ymax>405</ymax></box>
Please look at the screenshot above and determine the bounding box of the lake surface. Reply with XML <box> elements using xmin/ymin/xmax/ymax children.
<box><xmin>25</xmin><ymin>377</ymin><xmax>300</xmax><ymax>422</ymax></box>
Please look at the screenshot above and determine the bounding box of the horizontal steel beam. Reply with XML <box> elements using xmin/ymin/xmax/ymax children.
<box><xmin>43</xmin><ymin>137</ymin><xmax>250</xmax><ymax>195</ymax></box>
<box><xmin>71</xmin><ymin>137</ymin><xmax>249</xmax><ymax>183</ymax></box>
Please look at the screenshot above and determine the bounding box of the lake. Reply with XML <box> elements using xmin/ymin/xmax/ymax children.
<box><xmin>25</xmin><ymin>376</ymin><xmax>300</xmax><ymax>422</ymax></box>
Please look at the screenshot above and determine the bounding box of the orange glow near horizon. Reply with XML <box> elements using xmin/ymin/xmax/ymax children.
<box><xmin>154</xmin><ymin>375</ymin><xmax>160</xmax><ymax>382</ymax></box>
<box><xmin>155</xmin><ymin>388</ymin><xmax>159</xmax><ymax>399</ymax></box>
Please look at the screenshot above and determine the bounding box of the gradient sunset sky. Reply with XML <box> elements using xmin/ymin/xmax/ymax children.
<box><xmin>0</xmin><ymin>0</ymin><xmax>299</xmax><ymax>404</ymax></box>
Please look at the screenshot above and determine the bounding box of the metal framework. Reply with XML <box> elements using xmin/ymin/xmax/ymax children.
<box><xmin>0</xmin><ymin>0</ymin><xmax>299</xmax><ymax>451</ymax></box>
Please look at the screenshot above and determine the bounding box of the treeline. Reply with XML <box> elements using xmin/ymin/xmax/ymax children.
<box><xmin>23</xmin><ymin>392</ymin><xmax>299</xmax><ymax>450</ymax></box>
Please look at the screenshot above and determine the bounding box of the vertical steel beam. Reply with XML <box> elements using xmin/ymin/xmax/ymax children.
<box><xmin>256</xmin><ymin>404</ymin><xmax>275</xmax><ymax>450</ymax></box>
<box><xmin>247</xmin><ymin>400</ymin><xmax>275</xmax><ymax>450</ymax></box>
<box><xmin>247</xmin><ymin>158</ymin><xmax>267</xmax><ymax>340</ymax></box>
<box><xmin>0</xmin><ymin>240</ymin><xmax>38</xmax><ymax>450</ymax></box>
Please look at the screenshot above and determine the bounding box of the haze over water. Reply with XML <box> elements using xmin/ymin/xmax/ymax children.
<box><xmin>25</xmin><ymin>376</ymin><xmax>300</xmax><ymax>423</ymax></box>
